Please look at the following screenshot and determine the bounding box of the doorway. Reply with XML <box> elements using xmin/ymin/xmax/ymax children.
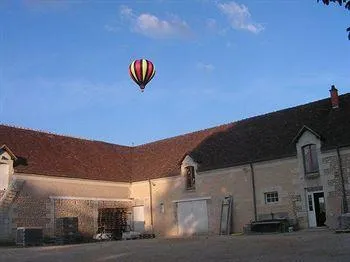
<box><xmin>307</xmin><ymin>191</ymin><xmax>326</xmax><ymax>227</ymax></box>
<box><xmin>133</xmin><ymin>206</ymin><xmax>145</xmax><ymax>232</ymax></box>
<box><xmin>177</xmin><ymin>200</ymin><xmax>208</xmax><ymax>236</ymax></box>
<box><xmin>97</xmin><ymin>208</ymin><xmax>128</xmax><ymax>239</ymax></box>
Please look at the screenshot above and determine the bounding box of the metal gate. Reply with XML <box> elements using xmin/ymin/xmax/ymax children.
<box><xmin>97</xmin><ymin>208</ymin><xmax>128</xmax><ymax>239</ymax></box>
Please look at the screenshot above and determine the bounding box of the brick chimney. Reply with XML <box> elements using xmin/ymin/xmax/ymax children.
<box><xmin>330</xmin><ymin>85</ymin><xmax>339</xmax><ymax>109</ymax></box>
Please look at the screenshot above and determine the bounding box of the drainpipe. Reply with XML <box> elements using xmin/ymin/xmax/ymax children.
<box><xmin>148</xmin><ymin>179</ymin><xmax>154</xmax><ymax>233</ymax></box>
<box><xmin>52</xmin><ymin>198</ymin><xmax>57</xmax><ymax>238</ymax></box>
<box><xmin>250</xmin><ymin>162</ymin><xmax>258</xmax><ymax>221</ymax></box>
<box><xmin>336</xmin><ymin>147</ymin><xmax>348</xmax><ymax>214</ymax></box>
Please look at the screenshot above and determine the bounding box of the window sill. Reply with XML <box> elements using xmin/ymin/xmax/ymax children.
<box><xmin>305</xmin><ymin>172</ymin><xmax>320</xmax><ymax>179</ymax></box>
<box><xmin>265</xmin><ymin>201</ymin><xmax>279</xmax><ymax>205</ymax></box>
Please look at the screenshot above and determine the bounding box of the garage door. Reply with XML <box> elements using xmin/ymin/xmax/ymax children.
<box><xmin>177</xmin><ymin>200</ymin><xmax>208</xmax><ymax>235</ymax></box>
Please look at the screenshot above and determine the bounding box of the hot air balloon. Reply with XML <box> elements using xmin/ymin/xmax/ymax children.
<box><xmin>129</xmin><ymin>59</ymin><xmax>155</xmax><ymax>92</ymax></box>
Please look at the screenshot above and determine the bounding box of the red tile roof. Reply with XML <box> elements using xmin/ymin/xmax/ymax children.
<box><xmin>0</xmin><ymin>126</ymin><xmax>132</xmax><ymax>182</ymax></box>
<box><xmin>131</xmin><ymin>124</ymin><xmax>232</xmax><ymax>182</ymax></box>
<box><xmin>190</xmin><ymin>93</ymin><xmax>350</xmax><ymax>172</ymax></box>
<box><xmin>1</xmin><ymin>92</ymin><xmax>350</xmax><ymax>182</ymax></box>
<box><xmin>0</xmin><ymin>123</ymin><xmax>230</xmax><ymax>182</ymax></box>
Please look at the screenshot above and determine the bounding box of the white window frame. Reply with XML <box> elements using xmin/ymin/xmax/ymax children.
<box><xmin>264</xmin><ymin>191</ymin><xmax>279</xmax><ymax>204</ymax></box>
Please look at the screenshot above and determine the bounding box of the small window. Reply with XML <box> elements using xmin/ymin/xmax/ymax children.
<box><xmin>302</xmin><ymin>144</ymin><xmax>319</xmax><ymax>174</ymax></box>
<box><xmin>185</xmin><ymin>166</ymin><xmax>195</xmax><ymax>190</ymax></box>
<box><xmin>160</xmin><ymin>203</ymin><xmax>165</xmax><ymax>214</ymax></box>
<box><xmin>265</xmin><ymin>191</ymin><xmax>278</xmax><ymax>204</ymax></box>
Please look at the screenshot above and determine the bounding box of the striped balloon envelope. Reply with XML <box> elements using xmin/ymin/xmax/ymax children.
<box><xmin>129</xmin><ymin>59</ymin><xmax>156</xmax><ymax>92</ymax></box>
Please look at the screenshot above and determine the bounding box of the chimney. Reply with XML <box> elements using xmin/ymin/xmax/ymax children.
<box><xmin>330</xmin><ymin>85</ymin><xmax>339</xmax><ymax>109</ymax></box>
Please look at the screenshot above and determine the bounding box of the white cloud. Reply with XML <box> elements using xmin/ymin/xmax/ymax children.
<box><xmin>197</xmin><ymin>62</ymin><xmax>215</xmax><ymax>72</ymax></box>
<box><xmin>118</xmin><ymin>6</ymin><xmax>191</xmax><ymax>39</ymax></box>
<box><xmin>217</xmin><ymin>1</ymin><xmax>264</xmax><ymax>34</ymax></box>
<box><xmin>120</xmin><ymin>5</ymin><xmax>133</xmax><ymax>18</ymax></box>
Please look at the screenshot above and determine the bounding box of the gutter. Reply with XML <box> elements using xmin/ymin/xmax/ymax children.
<box><xmin>148</xmin><ymin>179</ymin><xmax>154</xmax><ymax>233</ymax></box>
<box><xmin>250</xmin><ymin>162</ymin><xmax>258</xmax><ymax>221</ymax></box>
<box><xmin>197</xmin><ymin>144</ymin><xmax>350</xmax><ymax>174</ymax></box>
<box><xmin>198</xmin><ymin>153</ymin><xmax>296</xmax><ymax>173</ymax></box>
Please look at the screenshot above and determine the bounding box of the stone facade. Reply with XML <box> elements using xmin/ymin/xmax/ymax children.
<box><xmin>131</xmin><ymin>156</ymin><xmax>300</xmax><ymax>235</ymax></box>
<box><xmin>54</xmin><ymin>199</ymin><xmax>132</xmax><ymax>238</ymax></box>
<box><xmin>6</xmin><ymin>174</ymin><xmax>131</xmax><ymax>240</ymax></box>
<box><xmin>131</xmin><ymin>147</ymin><xmax>350</xmax><ymax>236</ymax></box>
<box><xmin>295</xmin><ymin>130</ymin><xmax>350</xmax><ymax>229</ymax></box>
<box><xmin>1</xmin><ymin>145</ymin><xmax>350</xmax><ymax>241</ymax></box>
<box><xmin>322</xmin><ymin>150</ymin><xmax>350</xmax><ymax>228</ymax></box>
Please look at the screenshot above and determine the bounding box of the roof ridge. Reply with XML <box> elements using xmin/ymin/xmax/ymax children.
<box><xmin>2</xmin><ymin>93</ymin><xmax>349</xmax><ymax>149</ymax></box>
<box><xmin>0</xmin><ymin>123</ymin><xmax>130</xmax><ymax>147</ymax></box>
<box><xmin>135</xmin><ymin>122</ymin><xmax>232</xmax><ymax>147</ymax></box>
<box><xmin>228</xmin><ymin>92</ymin><xmax>350</xmax><ymax>125</ymax></box>
<box><xmin>136</xmin><ymin>93</ymin><xmax>349</xmax><ymax>147</ymax></box>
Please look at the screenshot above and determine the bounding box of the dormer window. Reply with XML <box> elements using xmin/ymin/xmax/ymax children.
<box><xmin>185</xmin><ymin>166</ymin><xmax>195</xmax><ymax>190</ymax></box>
<box><xmin>302</xmin><ymin>144</ymin><xmax>319</xmax><ymax>174</ymax></box>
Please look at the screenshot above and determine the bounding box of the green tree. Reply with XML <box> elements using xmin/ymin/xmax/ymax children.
<box><xmin>317</xmin><ymin>0</ymin><xmax>350</xmax><ymax>39</ymax></box>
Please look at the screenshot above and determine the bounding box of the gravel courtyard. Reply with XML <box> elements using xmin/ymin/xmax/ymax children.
<box><xmin>1</xmin><ymin>230</ymin><xmax>350</xmax><ymax>262</ymax></box>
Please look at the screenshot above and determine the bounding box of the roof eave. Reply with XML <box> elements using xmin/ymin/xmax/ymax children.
<box><xmin>292</xmin><ymin>125</ymin><xmax>322</xmax><ymax>144</ymax></box>
<box><xmin>0</xmin><ymin>144</ymin><xmax>18</xmax><ymax>161</ymax></box>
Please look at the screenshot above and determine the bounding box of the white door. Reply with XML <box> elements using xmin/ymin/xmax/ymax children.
<box><xmin>177</xmin><ymin>200</ymin><xmax>208</xmax><ymax>235</ymax></box>
<box><xmin>133</xmin><ymin>206</ymin><xmax>145</xmax><ymax>232</ymax></box>
<box><xmin>307</xmin><ymin>193</ymin><xmax>317</xmax><ymax>227</ymax></box>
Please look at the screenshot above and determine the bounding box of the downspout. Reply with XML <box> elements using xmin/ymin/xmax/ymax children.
<box><xmin>336</xmin><ymin>147</ymin><xmax>348</xmax><ymax>214</ymax></box>
<box><xmin>52</xmin><ymin>199</ymin><xmax>56</xmax><ymax>238</ymax></box>
<box><xmin>148</xmin><ymin>179</ymin><xmax>154</xmax><ymax>233</ymax></box>
<box><xmin>250</xmin><ymin>162</ymin><xmax>258</xmax><ymax>221</ymax></box>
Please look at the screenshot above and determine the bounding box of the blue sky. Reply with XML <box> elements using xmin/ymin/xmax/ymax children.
<box><xmin>0</xmin><ymin>0</ymin><xmax>349</xmax><ymax>145</ymax></box>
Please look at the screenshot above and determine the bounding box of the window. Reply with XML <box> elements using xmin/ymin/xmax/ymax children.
<box><xmin>302</xmin><ymin>144</ymin><xmax>319</xmax><ymax>174</ymax></box>
<box><xmin>185</xmin><ymin>166</ymin><xmax>195</xmax><ymax>190</ymax></box>
<box><xmin>265</xmin><ymin>191</ymin><xmax>278</xmax><ymax>204</ymax></box>
<box><xmin>160</xmin><ymin>202</ymin><xmax>165</xmax><ymax>214</ymax></box>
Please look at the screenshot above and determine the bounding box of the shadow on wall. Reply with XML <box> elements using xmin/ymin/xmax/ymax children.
<box><xmin>11</xmin><ymin>179</ymin><xmax>226</xmax><ymax>241</ymax></box>
<box><xmin>13</xmin><ymin>157</ymin><xmax>28</xmax><ymax>167</ymax></box>
<box><xmin>150</xmin><ymin>175</ymin><xmax>214</xmax><ymax>238</ymax></box>
<box><xmin>10</xmin><ymin>181</ymin><xmax>131</xmax><ymax>243</ymax></box>
<box><xmin>10</xmin><ymin>182</ymin><xmax>50</xmax><ymax>241</ymax></box>
<box><xmin>54</xmin><ymin>199</ymin><xmax>133</xmax><ymax>242</ymax></box>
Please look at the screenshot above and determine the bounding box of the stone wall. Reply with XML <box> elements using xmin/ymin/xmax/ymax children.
<box><xmin>322</xmin><ymin>150</ymin><xmax>350</xmax><ymax>228</ymax></box>
<box><xmin>131</xmin><ymin>156</ymin><xmax>300</xmax><ymax>236</ymax></box>
<box><xmin>8</xmin><ymin>174</ymin><xmax>131</xmax><ymax>240</ymax></box>
<box><xmin>54</xmin><ymin>199</ymin><xmax>132</xmax><ymax>238</ymax></box>
<box><xmin>0</xmin><ymin>190</ymin><xmax>5</xmax><ymax>199</ymax></box>
<box><xmin>11</xmin><ymin>195</ymin><xmax>51</xmax><ymax>236</ymax></box>
<box><xmin>253</xmin><ymin>158</ymin><xmax>300</xmax><ymax>226</ymax></box>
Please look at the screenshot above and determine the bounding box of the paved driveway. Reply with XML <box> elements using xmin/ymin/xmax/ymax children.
<box><xmin>1</xmin><ymin>230</ymin><xmax>350</xmax><ymax>262</ymax></box>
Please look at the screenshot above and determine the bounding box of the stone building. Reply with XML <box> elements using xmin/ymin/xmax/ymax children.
<box><xmin>1</xmin><ymin>86</ymin><xmax>349</xmax><ymax>242</ymax></box>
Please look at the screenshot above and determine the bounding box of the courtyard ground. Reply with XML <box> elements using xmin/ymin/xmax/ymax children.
<box><xmin>1</xmin><ymin>229</ymin><xmax>350</xmax><ymax>262</ymax></box>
